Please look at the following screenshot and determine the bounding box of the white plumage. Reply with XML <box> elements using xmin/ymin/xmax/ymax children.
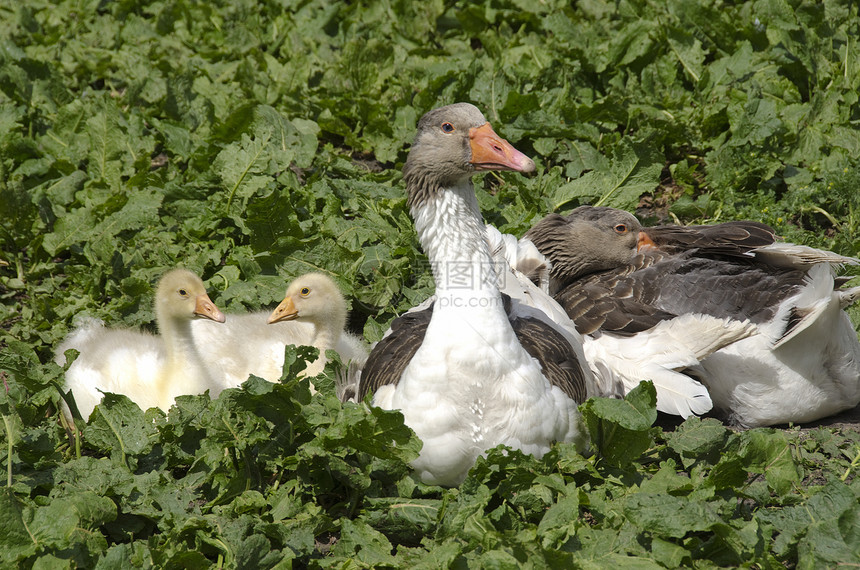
<box><xmin>687</xmin><ymin>254</ymin><xmax>860</xmax><ymax>427</ymax></box>
<box><xmin>582</xmin><ymin>314</ymin><xmax>755</xmax><ymax>417</ymax></box>
<box><xmin>57</xmin><ymin>269</ymin><xmax>226</xmax><ymax>420</ymax></box>
<box><xmin>191</xmin><ymin>272</ymin><xmax>368</xmax><ymax>395</ymax></box>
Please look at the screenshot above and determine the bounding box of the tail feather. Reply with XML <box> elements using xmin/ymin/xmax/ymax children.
<box><xmin>838</xmin><ymin>285</ymin><xmax>860</xmax><ymax>310</ymax></box>
<box><xmin>626</xmin><ymin>314</ymin><xmax>757</xmax><ymax>366</ymax></box>
<box><xmin>770</xmin><ymin>264</ymin><xmax>834</xmax><ymax>348</ymax></box>
<box><xmin>753</xmin><ymin>243</ymin><xmax>859</xmax><ymax>269</ymax></box>
<box><xmin>584</xmin><ymin>314</ymin><xmax>755</xmax><ymax>417</ymax></box>
<box><xmin>640</xmin><ymin>366</ymin><xmax>713</xmax><ymax>417</ymax></box>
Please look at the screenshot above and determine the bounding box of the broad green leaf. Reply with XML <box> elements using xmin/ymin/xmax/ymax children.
<box><xmin>83</xmin><ymin>394</ymin><xmax>159</xmax><ymax>468</ymax></box>
<box><xmin>85</xmin><ymin>103</ymin><xmax>125</xmax><ymax>189</ymax></box>
<box><xmin>216</xmin><ymin>132</ymin><xmax>275</xmax><ymax>211</ymax></box>
<box><xmin>737</xmin><ymin>430</ymin><xmax>801</xmax><ymax>496</ymax></box>
<box><xmin>253</xmin><ymin>105</ymin><xmax>320</xmax><ymax>170</ymax></box>
<box><xmin>757</xmin><ymin>481</ymin><xmax>857</xmax><ymax>559</ymax></box>
<box><xmin>0</xmin><ymin>490</ymin><xmax>37</xmax><ymax>564</ymax></box>
<box><xmin>361</xmin><ymin>497</ymin><xmax>440</xmax><ymax>543</ymax></box>
<box><xmin>664</xmin><ymin>417</ymin><xmax>731</xmax><ymax>466</ymax></box>
<box><xmin>549</xmin><ymin>140</ymin><xmax>664</xmax><ymax>211</ymax></box>
<box><xmin>580</xmin><ymin>382</ymin><xmax>656</xmax><ymax>467</ymax></box>
<box><xmin>624</xmin><ymin>493</ymin><xmax>722</xmax><ymax>538</ymax></box>
<box><xmin>41</xmin><ymin>207</ymin><xmax>96</xmax><ymax>257</ymax></box>
<box><xmin>665</xmin><ymin>27</ymin><xmax>706</xmax><ymax>83</ymax></box>
<box><xmin>328</xmin><ymin>518</ymin><xmax>397</xmax><ymax>567</ymax></box>
<box><xmin>585</xmin><ymin>381</ymin><xmax>658</xmax><ymax>431</ymax></box>
<box><xmin>649</xmin><ymin>536</ymin><xmax>688</xmax><ymax>568</ymax></box>
<box><xmin>95</xmin><ymin>543</ymin><xmax>153</xmax><ymax>570</ymax></box>
<box><xmin>537</xmin><ymin>489</ymin><xmax>580</xmax><ymax>548</ymax></box>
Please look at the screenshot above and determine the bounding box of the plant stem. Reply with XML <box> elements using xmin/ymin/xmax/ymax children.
<box><xmin>2</xmin><ymin>414</ymin><xmax>13</xmax><ymax>487</ymax></box>
<box><xmin>841</xmin><ymin>445</ymin><xmax>860</xmax><ymax>482</ymax></box>
<box><xmin>809</xmin><ymin>206</ymin><xmax>840</xmax><ymax>229</ymax></box>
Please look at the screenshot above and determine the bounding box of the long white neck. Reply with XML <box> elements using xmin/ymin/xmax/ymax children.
<box><xmin>411</xmin><ymin>179</ymin><xmax>502</xmax><ymax>300</ymax></box>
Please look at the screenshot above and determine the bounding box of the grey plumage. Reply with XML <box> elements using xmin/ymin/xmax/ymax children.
<box><xmin>526</xmin><ymin>206</ymin><xmax>807</xmax><ymax>338</ymax></box>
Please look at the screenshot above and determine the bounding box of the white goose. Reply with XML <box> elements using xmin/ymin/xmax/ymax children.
<box><xmin>57</xmin><ymin>269</ymin><xmax>226</xmax><ymax>420</ymax></box>
<box><xmin>191</xmin><ymin>273</ymin><xmax>368</xmax><ymax>395</ymax></box>
<box><xmin>526</xmin><ymin>206</ymin><xmax>860</xmax><ymax>427</ymax></box>
<box><xmin>357</xmin><ymin>103</ymin><xmax>590</xmax><ymax>486</ymax></box>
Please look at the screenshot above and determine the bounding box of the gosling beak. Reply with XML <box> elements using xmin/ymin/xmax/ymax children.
<box><xmin>637</xmin><ymin>231</ymin><xmax>658</xmax><ymax>252</ymax></box>
<box><xmin>268</xmin><ymin>296</ymin><xmax>298</xmax><ymax>324</ymax></box>
<box><xmin>469</xmin><ymin>122</ymin><xmax>535</xmax><ymax>173</ymax></box>
<box><xmin>195</xmin><ymin>294</ymin><xmax>226</xmax><ymax>323</ymax></box>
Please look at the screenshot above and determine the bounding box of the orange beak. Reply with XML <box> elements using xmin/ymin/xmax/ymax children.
<box><xmin>469</xmin><ymin>123</ymin><xmax>536</xmax><ymax>173</ymax></box>
<box><xmin>194</xmin><ymin>294</ymin><xmax>226</xmax><ymax>323</ymax></box>
<box><xmin>636</xmin><ymin>231</ymin><xmax>657</xmax><ymax>252</ymax></box>
<box><xmin>268</xmin><ymin>296</ymin><xmax>298</xmax><ymax>324</ymax></box>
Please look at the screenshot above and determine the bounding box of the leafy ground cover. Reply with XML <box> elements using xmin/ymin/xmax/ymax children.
<box><xmin>1</xmin><ymin>0</ymin><xmax>859</xmax><ymax>566</ymax></box>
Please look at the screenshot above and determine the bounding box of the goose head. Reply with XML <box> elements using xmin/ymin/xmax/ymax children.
<box><xmin>267</xmin><ymin>273</ymin><xmax>348</xmax><ymax>333</ymax></box>
<box><xmin>525</xmin><ymin>205</ymin><xmax>643</xmax><ymax>282</ymax></box>
<box><xmin>404</xmin><ymin>103</ymin><xmax>535</xmax><ymax>208</ymax></box>
<box><xmin>156</xmin><ymin>269</ymin><xmax>226</xmax><ymax>325</ymax></box>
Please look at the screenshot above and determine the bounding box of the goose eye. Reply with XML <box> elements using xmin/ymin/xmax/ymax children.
<box><xmin>300</xmin><ymin>287</ymin><xmax>310</xmax><ymax>296</ymax></box>
<box><xmin>614</xmin><ymin>224</ymin><xmax>628</xmax><ymax>234</ymax></box>
<box><xmin>178</xmin><ymin>288</ymin><xmax>188</xmax><ymax>297</ymax></box>
<box><xmin>441</xmin><ymin>122</ymin><xmax>455</xmax><ymax>133</ymax></box>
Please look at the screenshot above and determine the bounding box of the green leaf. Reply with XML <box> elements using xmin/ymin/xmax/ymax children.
<box><xmin>581</xmin><ymin>382</ymin><xmax>657</xmax><ymax>467</ymax></box>
<box><xmin>797</xmin><ymin>505</ymin><xmax>860</xmax><ymax>570</ymax></box>
<box><xmin>328</xmin><ymin>518</ymin><xmax>397</xmax><ymax>567</ymax></box>
<box><xmin>624</xmin><ymin>493</ymin><xmax>722</xmax><ymax>538</ymax></box>
<box><xmin>83</xmin><ymin>394</ymin><xmax>159</xmax><ymax>468</ymax></box>
<box><xmin>252</xmin><ymin>105</ymin><xmax>320</xmax><ymax>170</ymax></box>
<box><xmin>537</xmin><ymin>488</ymin><xmax>580</xmax><ymax>548</ymax></box>
<box><xmin>549</xmin><ymin>140</ymin><xmax>664</xmax><ymax>211</ymax></box>
<box><xmin>664</xmin><ymin>417</ymin><xmax>731</xmax><ymax>467</ymax></box>
<box><xmin>737</xmin><ymin>430</ymin><xmax>800</xmax><ymax>496</ymax></box>
<box><xmin>0</xmin><ymin>490</ymin><xmax>37</xmax><ymax>565</ymax></box>
<box><xmin>216</xmin><ymin>132</ymin><xmax>275</xmax><ymax>211</ymax></box>
<box><xmin>665</xmin><ymin>27</ymin><xmax>706</xmax><ymax>83</ymax></box>
<box><xmin>85</xmin><ymin>102</ymin><xmax>125</xmax><ymax>188</ymax></box>
<box><xmin>587</xmin><ymin>381</ymin><xmax>659</xmax><ymax>431</ymax></box>
<box><xmin>649</xmin><ymin>536</ymin><xmax>689</xmax><ymax>568</ymax></box>
<box><xmin>757</xmin><ymin>481</ymin><xmax>857</xmax><ymax>559</ymax></box>
<box><xmin>361</xmin><ymin>497</ymin><xmax>440</xmax><ymax>543</ymax></box>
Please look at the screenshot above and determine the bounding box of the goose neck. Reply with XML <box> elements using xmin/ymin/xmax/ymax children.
<box><xmin>410</xmin><ymin>179</ymin><xmax>501</xmax><ymax>297</ymax></box>
<box><xmin>160</xmin><ymin>317</ymin><xmax>191</xmax><ymax>359</ymax></box>
<box><xmin>161</xmin><ymin>317</ymin><xmax>211</xmax><ymax>389</ymax></box>
<box><xmin>310</xmin><ymin>323</ymin><xmax>339</xmax><ymax>352</ymax></box>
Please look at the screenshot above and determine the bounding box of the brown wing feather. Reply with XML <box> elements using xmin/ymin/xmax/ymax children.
<box><xmin>357</xmin><ymin>305</ymin><xmax>432</xmax><ymax>402</ymax></box>
<box><xmin>510</xmin><ymin>316</ymin><xmax>588</xmax><ymax>402</ymax></box>
<box><xmin>554</xmin><ymin>251</ymin><xmax>677</xmax><ymax>335</ymax></box>
<box><xmin>634</xmin><ymin>255</ymin><xmax>807</xmax><ymax>324</ymax></box>
<box><xmin>552</xmin><ymin>236</ymin><xmax>809</xmax><ymax>335</ymax></box>
<box><xmin>645</xmin><ymin>221</ymin><xmax>776</xmax><ymax>258</ymax></box>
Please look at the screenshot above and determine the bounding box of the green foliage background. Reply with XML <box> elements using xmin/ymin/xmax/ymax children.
<box><xmin>1</xmin><ymin>0</ymin><xmax>859</xmax><ymax>567</ymax></box>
